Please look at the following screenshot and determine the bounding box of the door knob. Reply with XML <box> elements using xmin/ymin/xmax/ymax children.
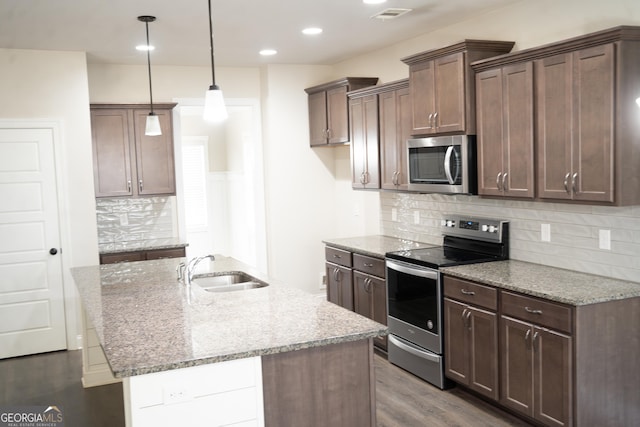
<box><xmin>49</xmin><ymin>248</ymin><xmax>58</xmax><ymax>255</ymax></box>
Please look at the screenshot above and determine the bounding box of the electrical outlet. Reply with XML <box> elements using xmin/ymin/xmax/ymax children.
<box><xmin>391</xmin><ymin>208</ymin><xmax>398</xmax><ymax>222</ymax></box>
<box><xmin>413</xmin><ymin>210</ymin><xmax>420</xmax><ymax>225</ymax></box>
<box><xmin>599</xmin><ymin>229</ymin><xmax>611</xmax><ymax>250</ymax></box>
<box><xmin>541</xmin><ymin>223</ymin><xmax>551</xmax><ymax>242</ymax></box>
<box><xmin>320</xmin><ymin>273</ymin><xmax>327</xmax><ymax>290</ymax></box>
<box><xmin>119</xmin><ymin>213</ymin><xmax>128</xmax><ymax>226</ymax></box>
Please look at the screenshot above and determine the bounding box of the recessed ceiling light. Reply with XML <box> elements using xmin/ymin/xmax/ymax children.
<box><xmin>363</xmin><ymin>0</ymin><xmax>387</xmax><ymax>4</ymax></box>
<box><xmin>260</xmin><ymin>49</ymin><xmax>277</xmax><ymax>56</ymax></box>
<box><xmin>135</xmin><ymin>45</ymin><xmax>155</xmax><ymax>51</ymax></box>
<box><xmin>302</xmin><ymin>27</ymin><xmax>323</xmax><ymax>35</ymax></box>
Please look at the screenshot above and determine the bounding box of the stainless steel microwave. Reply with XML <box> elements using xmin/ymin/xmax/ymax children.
<box><xmin>406</xmin><ymin>135</ymin><xmax>477</xmax><ymax>194</ymax></box>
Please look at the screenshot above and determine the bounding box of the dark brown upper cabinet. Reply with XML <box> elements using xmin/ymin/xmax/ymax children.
<box><xmin>401</xmin><ymin>40</ymin><xmax>515</xmax><ymax>136</ymax></box>
<box><xmin>91</xmin><ymin>104</ymin><xmax>177</xmax><ymax>198</ymax></box>
<box><xmin>472</xmin><ymin>26</ymin><xmax>640</xmax><ymax>205</ymax></box>
<box><xmin>305</xmin><ymin>77</ymin><xmax>378</xmax><ymax>147</ymax></box>
<box><xmin>475</xmin><ymin>62</ymin><xmax>535</xmax><ymax>199</ymax></box>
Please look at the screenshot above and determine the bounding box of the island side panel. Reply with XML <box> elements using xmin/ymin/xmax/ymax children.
<box><xmin>262</xmin><ymin>338</ymin><xmax>376</xmax><ymax>427</ymax></box>
<box><xmin>575</xmin><ymin>296</ymin><xmax>640</xmax><ymax>426</ymax></box>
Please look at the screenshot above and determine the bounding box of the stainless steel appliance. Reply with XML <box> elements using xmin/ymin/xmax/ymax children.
<box><xmin>407</xmin><ymin>135</ymin><xmax>477</xmax><ymax>194</ymax></box>
<box><xmin>385</xmin><ymin>215</ymin><xmax>509</xmax><ymax>389</ymax></box>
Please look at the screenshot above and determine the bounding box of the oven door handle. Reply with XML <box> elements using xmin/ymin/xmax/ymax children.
<box><xmin>386</xmin><ymin>260</ymin><xmax>438</xmax><ymax>280</ymax></box>
<box><xmin>389</xmin><ymin>335</ymin><xmax>441</xmax><ymax>363</ymax></box>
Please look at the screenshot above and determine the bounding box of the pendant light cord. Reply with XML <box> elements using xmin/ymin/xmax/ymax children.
<box><xmin>144</xmin><ymin>21</ymin><xmax>155</xmax><ymax>114</ymax></box>
<box><xmin>208</xmin><ymin>0</ymin><xmax>217</xmax><ymax>89</ymax></box>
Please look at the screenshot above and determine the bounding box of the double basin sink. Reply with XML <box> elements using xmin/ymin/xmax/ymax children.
<box><xmin>191</xmin><ymin>272</ymin><xmax>268</xmax><ymax>293</ymax></box>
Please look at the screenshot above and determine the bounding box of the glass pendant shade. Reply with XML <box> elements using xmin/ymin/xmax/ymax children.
<box><xmin>203</xmin><ymin>85</ymin><xmax>228</xmax><ymax>122</ymax></box>
<box><xmin>145</xmin><ymin>113</ymin><xmax>162</xmax><ymax>136</ymax></box>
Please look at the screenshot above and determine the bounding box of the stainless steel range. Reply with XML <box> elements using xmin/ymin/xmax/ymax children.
<box><xmin>385</xmin><ymin>214</ymin><xmax>509</xmax><ymax>389</ymax></box>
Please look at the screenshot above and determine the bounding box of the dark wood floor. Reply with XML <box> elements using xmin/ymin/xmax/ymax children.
<box><xmin>1</xmin><ymin>350</ymin><xmax>531</xmax><ymax>426</ymax></box>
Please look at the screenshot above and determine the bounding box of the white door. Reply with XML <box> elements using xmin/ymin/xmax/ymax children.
<box><xmin>0</xmin><ymin>127</ymin><xmax>67</xmax><ymax>358</ymax></box>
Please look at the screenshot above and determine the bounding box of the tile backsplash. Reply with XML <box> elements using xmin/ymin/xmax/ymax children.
<box><xmin>96</xmin><ymin>197</ymin><xmax>177</xmax><ymax>245</ymax></box>
<box><xmin>380</xmin><ymin>192</ymin><xmax>640</xmax><ymax>283</ymax></box>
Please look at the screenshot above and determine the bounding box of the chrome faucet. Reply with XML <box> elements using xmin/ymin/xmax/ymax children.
<box><xmin>186</xmin><ymin>255</ymin><xmax>215</xmax><ymax>284</ymax></box>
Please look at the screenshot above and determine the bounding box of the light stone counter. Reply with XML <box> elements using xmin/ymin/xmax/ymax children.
<box><xmin>322</xmin><ymin>235</ymin><xmax>431</xmax><ymax>258</ymax></box>
<box><xmin>442</xmin><ymin>260</ymin><xmax>640</xmax><ymax>306</ymax></box>
<box><xmin>98</xmin><ymin>237</ymin><xmax>188</xmax><ymax>255</ymax></box>
<box><xmin>71</xmin><ymin>256</ymin><xmax>387</xmax><ymax>378</ymax></box>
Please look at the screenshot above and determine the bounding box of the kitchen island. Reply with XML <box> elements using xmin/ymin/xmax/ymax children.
<box><xmin>71</xmin><ymin>256</ymin><xmax>387</xmax><ymax>427</ymax></box>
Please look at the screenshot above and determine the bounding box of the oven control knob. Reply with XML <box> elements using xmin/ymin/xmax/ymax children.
<box><xmin>481</xmin><ymin>224</ymin><xmax>489</xmax><ymax>232</ymax></box>
<box><xmin>426</xmin><ymin>320</ymin><xmax>434</xmax><ymax>330</ymax></box>
<box><xmin>489</xmin><ymin>225</ymin><xmax>497</xmax><ymax>233</ymax></box>
<box><xmin>446</xmin><ymin>220</ymin><xmax>454</xmax><ymax>227</ymax></box>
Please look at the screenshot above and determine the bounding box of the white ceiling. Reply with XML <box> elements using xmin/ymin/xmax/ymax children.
<box><xmin>0</xmin><ymin>0</ymin><xmax>520</xmax><ymax>67</ymax></box>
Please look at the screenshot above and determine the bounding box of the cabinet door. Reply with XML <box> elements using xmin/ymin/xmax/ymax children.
<box><xmin>326</xmin><ymin>263</ymin><xmax>353</xmax><ymax>311</ymax></box>
<box><xmin>536</xmin><ymin>53</ymin><xmax>573</xmax><ymax>200</ymax></box>
<box><xmin>91</xmin><ymin>109</ymin><xmax>135</xmax><ymax>197</ymax></box>
<box><xmin>308</xmin><ymin>91</ymin><xmax>328</xmax><ymax>146</ymax></box>
<box><xmin>433</xmin><ymin>52</ymin><xmax>466</xmax><ymax>133</ymax></box>
<box><xmin>500</xmin><ymin>316</ymin><xmax>534</xmax><ymax>417</ymax></box>
<box><xmin>353</xmin><ymin>271</ymin><xmax>372</xmax><ymax>319</ymax></box>
<box><xmin>468</xmin><ymin>306</ymin><xmax>499</xmax><ymax>400</ymax></box>
<box><xmin>326</xmin><ymin>85</ymin><xmax>350</xmax><ymax>144</ymax></box>
<box><xmin>502</xmin><ymin>62</ymin><xmax>535</xmax><ymax>198</ymax></box>
<box><xmin>533</xmin><ymin>327</ymin><xmax>572</xmax><ymax>427</ymax></box>
<box><xmin>572</xmin><ymin>44</ymin><xmax>614</xmax><ymax>203</ymax></box>
<box><xmin>409</xmin><ymin>60</ymin><xmax>436</xmax><ymax>134</ymax></box>
<box><xmin>476</xmin><ymin>68</ymin><xmax>504</xmax><ymax>196</ymax></box>
<box><xmin>379</xmin><ymin>90</ymin><xmax>399</xmax><ymax>190</ymax></box>
<box><xmin>133</xmin><ymin>109</ymin><xmax>176</xmax><ymax>196</ymax></box>
<box><xmin>444</xmin><ymin>298</ymin><xmax>470</xmax><ymax>384</ymax></box>
<box><xmin>350</xmin><ymin>95</ymin><xmax>380</xmax><ymax>189</ymax></box>
<box><xmin>379</xmin><ymin>86</ymin><xmax>411</xmax><ymax>190</ymax></box>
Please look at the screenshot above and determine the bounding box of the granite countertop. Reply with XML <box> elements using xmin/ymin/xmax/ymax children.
<box><xmin>71</xmin><ymin>256</ymin><xmax>386</xmax><ymax>378</ymax></box>
<box><xmin>98</xmin><ymin>237</ymin><xmax>188</xmax><ymax>255</ymax></box>
<box><xmin>322</xmin><ymin>235</ymin><xmax>431</xmax><ymax>258</ymax></box>
<box><xmin>442</xmin><ymin>260</ymin><xmax>640</xmax><ymax>306</ymax></box>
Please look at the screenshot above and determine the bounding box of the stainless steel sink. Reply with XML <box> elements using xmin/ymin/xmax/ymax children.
<box><xmin>192</xmin><ymin>273</ymin><xmax>268</xmax><ymax>293</ymax></box>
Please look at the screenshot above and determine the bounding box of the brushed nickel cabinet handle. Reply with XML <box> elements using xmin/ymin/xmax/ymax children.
<box><xmin>563</xmin><ymin>172</ymin><xmax>571</xmax><ymax>194</ymax></box>
<box><xmin>465</xmin><ymin>310</ymin><xmax>472</xmax><ymax>330</ymax></box>
<box><xmin>525</xmin><ymin>329</ymin><xmax>531</xmax><ymax>350</ymax></box>
<box><xmin>572</xmin><ymin>172</ymin><xmax>578</xmax><ymax>194</ymax></box>
<box><xmin>502</xmin><ymin>172</ymin><xmax>508</xmax><ymax>191</ymax></box>
<box><xmin>363</xmin><ymin>263</ymin><xmax>374</xmax><ymax>268</ymax></box>
<box><xmin>433</xmin><ymin>112</ymin><xmax>438</xmax><ymax>128</ymax></box>
<box><xmin>533</xmin><ymin>331</ymin><xmax>540</xmax><ymax>352</ymax></box>
<box><xmin>428</xmin><ymin>113</ymin><xmax>434</xmax><ymax>127</ymax></box>
<box><xmin>333</xmin><ymin>254</ymin><xmax>342</xmax><ymax>259</ymax></box>
<box><xmin>139</xmin><ymin>179</ymin><xmax>143</xmax><ymax>192</ymax></box>
<box><xmin>496</xmin><ymin>172</ymin><xmax>503</xmax><ymax>191</ymax></box>
<box><xmin>525</xmin><ymin>306</ymin><xmax>543</xmax><ymax>315</ymax></box>
<box><xmin>461</xmin><ymin>308</ymin><xmax>468</xmax><ymax>327</ymax></box>
<box><xmin>127</xmin><ymin>180</ymin><xmax>132</xmax><ymax>192</ymax></box>
<box><xmin>460</xmin><ymin>289</ymin><xmax>475</xmax><ymax>296</ymax></box>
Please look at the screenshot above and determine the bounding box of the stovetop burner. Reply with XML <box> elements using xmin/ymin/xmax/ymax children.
<box><xmin>385</xmin><ymin>214</ymin><xmax>509</xmax><ymax>269</ymax></box>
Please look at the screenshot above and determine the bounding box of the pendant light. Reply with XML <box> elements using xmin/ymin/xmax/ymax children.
<box><xmin>203</xmin><ymin>0</ymin><xmax>228</xmax><ymax>122</ymax></box>
<box><xmin>138</xmin><ymin>15</ymin><xmax>162</xmax><ymax>136</ymax></box>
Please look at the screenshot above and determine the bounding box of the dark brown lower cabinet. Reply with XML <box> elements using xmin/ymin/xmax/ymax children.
<box><xmin>326</xmin><ymin>262</ymin><xmax>354</xmax><ymax>311</ymax></box>
<box><xmin>500</xmin><ymin>316</ymin><xmax>572</xmax><ymax>427</ymax></box>
<box><xmin>444</xmin><ymin>298</ymin><xmax>499</xmax><ymax>400</ymax></box>
<box><xmin>262</xmin><ymin>339</ymin><xmax>376</xmax><ymax>427</ymax></box>
<box><xmin>99</xmin><ymin>247</ymin><xmax>185</xmax><ymax>264</ymax></box>
<box><xmin>354</xmin><ymin>271</ymin><xmax>387</xmax><ymax>350</ymax></box>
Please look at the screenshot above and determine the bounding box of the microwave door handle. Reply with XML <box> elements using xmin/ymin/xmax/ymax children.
<box><xmin>444</xmin><ymin>145</ymin><xmax>455</xmax><ymax>184</ymax></box>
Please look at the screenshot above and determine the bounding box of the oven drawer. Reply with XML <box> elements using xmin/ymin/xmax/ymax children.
<box><xmin>443</xmin><ymin>276</ymin><xmax>497</xmax><ymax>311</ymax></box>
<box><xmin>501</xmin><ymin>291</ymin><xmax>573</xmax><ymax>333</ymax></box>
<box><xmin>353</xmin><ymin>254</ymin><xmax>385</xmax><ymax>278</ymax></box>
<box><xmin>325</xmin><ymin>246</ymin><xmax>352</xmax><ymax>268</ymax></box>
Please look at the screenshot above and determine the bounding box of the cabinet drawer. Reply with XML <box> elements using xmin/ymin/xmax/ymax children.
<box><xmin>146</xmin><ymin>247</ymin><xmax>186</xmax><ymax>260</ymax></box>
<box><xmin>100</xmin><ymin>251</ymin><xmax>145</xmax><ymax>265</ymax></box>
<box><xmin>443</xmin><ymin>276</ymin><xmax>497</xmax><ymax>311</ymax></box>
<box><xmin>325</xmin><ymin>246</ymin><xmax>352</xmax><ymax>268</ymax></box>
<box><xmin>501</xmin><ymin>291</ymin><xmax>573</xmax><ymax>333</ymax></box>
<box><xmin>352</xmin><ymin>254</ymin><xmax>385</xmax><ymax>278</ymax></box>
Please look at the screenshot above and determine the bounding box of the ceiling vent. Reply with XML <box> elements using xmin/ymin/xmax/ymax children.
<box><xmin>371</xmin><ymin>8</ymin><xmax>412</xmax><ymax>20</ymax></box>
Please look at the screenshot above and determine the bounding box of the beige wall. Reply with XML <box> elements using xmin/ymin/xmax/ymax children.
<box><xmin>0</xmin><ymin>48</ymin><xmax>97</xmax><ymax>348</ymax></box>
